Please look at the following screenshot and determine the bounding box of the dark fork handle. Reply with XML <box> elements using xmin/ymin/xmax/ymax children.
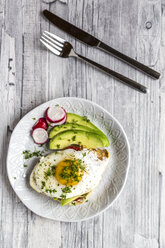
<box><xmin>98</xmin><ymin>42</ymin><xmax>160</xmax><ymax>79</ymax></box>
<box><xmin>76</xmin><ymin>54</ymin><xmax>148</xmax><ymax>93</ymax></box>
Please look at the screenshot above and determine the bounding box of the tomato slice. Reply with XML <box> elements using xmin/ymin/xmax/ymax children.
<box><xmin>74</xmin><ymin>197</ymin><xmax>81</xmax><ymax>201</ymax></box>
<box><xmin>65</xmin><ymin>145</ymin><xmax>82</xmax><ymax>151</ymax></box>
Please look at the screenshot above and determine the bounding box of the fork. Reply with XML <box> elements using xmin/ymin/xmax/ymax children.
<box><xmin>40</xmin><ymin>31</ymin><xmax>148</xmax><ymax>94</ymax></box>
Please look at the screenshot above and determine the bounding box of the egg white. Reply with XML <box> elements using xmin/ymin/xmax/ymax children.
<box><xmin>30</xmin><ymin>148</ymin><xmax>109</xmax><ymax>199</ymax></box>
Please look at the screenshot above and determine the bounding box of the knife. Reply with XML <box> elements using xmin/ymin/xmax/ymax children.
<box><xmin>43</xmin><ymin>9</ymin><xmax>160</xmax><ymax>80</ymax></box>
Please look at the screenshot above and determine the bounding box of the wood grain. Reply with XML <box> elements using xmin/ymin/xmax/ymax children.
<box><xmin>159</xmin><ymin>1</ymin><xmax>165</xmax><ymax>247</ymax></box>
<box><xmin>0</xmin><ymin>0</ymin><xmax>164</xmax><ymax>247</ymax></box>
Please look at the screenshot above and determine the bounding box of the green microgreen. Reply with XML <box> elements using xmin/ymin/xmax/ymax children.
<box><xmin>60</xmin><ymin>194</ymin><xmax>66</xmax><ymax>199</ymax></box>
<box><xmin>62</xmin><ymin>186</ymin><xmax>72</xmax><ymax>193</ymax></box>
<box><xmin>72</xmin><ymin>136</ymin><xmax>76</xmax><ymax>141</ymax></box>
<box><xmin>82</xmin><ymin>116</ymin><xmax>90</xmax><ymax>122</ymax></box>
<box><xmin>45</xmin><ymin>166</ymin><xmax>56</xmax><ymax>179</ymax></box>
<box><xmin>41</xmin><ymin>181</ymin><xmax>45</xmax><ymax>189</ymax></box>
<box><xmin>82</xmin><ymin>152</ymin><xmax>86</xmax><ymax>157</ymax></box>
<box><xmin>22</xmin><ymin>149</ymin><xmax>44</xmax><ymax>159</ymax></box>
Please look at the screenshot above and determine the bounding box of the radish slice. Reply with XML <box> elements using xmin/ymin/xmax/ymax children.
<box><xmin>46</xmin><ymin>115</ymin><xmax>67</xmax><ymax>127</ymax></box>
<box><xmin>45</xmin><ymin>106</ymin><xmax>66</xmax><ymax>123</ymax></box>
<box><xmin>32</xmin><ymin>118</ymin><xmax>48</xmax><ymax>130</ymax></box>
<box><xmin>32</xmin><ymin>128</ymin><xmax>49</xmax><ymax>144</ymax></box>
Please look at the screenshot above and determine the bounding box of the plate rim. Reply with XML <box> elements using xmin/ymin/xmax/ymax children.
<box><xmin>7</xmin><ymin>97</ymin><xmax>131</xmax><ymax>222</ymax></box>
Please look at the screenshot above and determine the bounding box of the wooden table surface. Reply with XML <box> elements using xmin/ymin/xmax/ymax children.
<box><xmin>0</xmin><ymin>0</ymin><xmax>165</xmax><ymax>247</ymax></box>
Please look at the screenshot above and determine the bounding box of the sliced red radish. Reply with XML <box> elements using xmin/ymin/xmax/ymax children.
<box><xmin>32</xmin><ymin>118</ymin><xmax>48</xmax><ymax>130</ymax></box>
<box><xmin>62</xmin><ymin>107</ymin><xmax>67</xmax><ymax>116</ymax></box>
<box><xmin>32</xmin><ymin>128</ymin><xmax>49</xmax><ymax>144</ymax></box>
<box><xmin>45</xmin><ymin>106</ymin><xmax>66</xmax><ymax>123</ymax></box>
<box><xmin>46</xmin><ymin>115</ymin><xmax>67</xmax><ymax>127</ymax></box>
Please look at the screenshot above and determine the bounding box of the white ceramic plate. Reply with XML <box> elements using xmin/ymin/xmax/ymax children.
<box><xmin>7</xmin><ymin>97</ymin><xmax>130</xmax><ymax>222</ymax></box>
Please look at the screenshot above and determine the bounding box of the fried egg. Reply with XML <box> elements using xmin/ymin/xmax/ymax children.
<box><xmin>30</xmin><ymin>148</ymin><xmax>109</xmax><ymax>200</ymax></box>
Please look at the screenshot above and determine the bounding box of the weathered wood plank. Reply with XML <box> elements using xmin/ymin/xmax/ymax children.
<box><xmin>0</xmin><ymin>0</ymin><xmax>5</xmax><ymax>46</ymax></box>
<box><xmin>27</xmin><ymin>215</ymin><xmax>61</xmax><ymax>248</ymax></box>
<box><xmin>99</xmin><ymin>0</ymin><xmax>138</xmax><ymax>247</ymax></box>
<box><xmin>0</xmin><ymin>28</ymin><xmax>15</xmax><ymax>248</ymax></box>
<box><xmin>0</xmin><ymin>0</ymin><xmax>163</xmax><ymax>247</ymax></box>
<box><xmin>19</xmin><ymin>0</ymin><xmax>62</xmax><ymax>247</ymax></box>
<box><xmin>0</xmin><ymin>0</ymin><xmax>28</xmax><ymax>246</ymax></box>
<box><xmin>159</xmin><ymin>1</ymin><xmax>165</xmax><ymax>247</ymax></box>
<box><xmin>133</xmin><ymin>1</ymin><xmax>160</xmax><ymax>247</ymax></box>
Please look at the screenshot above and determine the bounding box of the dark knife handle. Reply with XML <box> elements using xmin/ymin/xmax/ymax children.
<box><xmin>98</xmin><ymin>42</ymin><xmax>160</xmax><ymax>79</ymax></box>
<box><xmin>77</xmin><ymin>54</ymin><xmax>148</xmax><ymax>93</ymax></box>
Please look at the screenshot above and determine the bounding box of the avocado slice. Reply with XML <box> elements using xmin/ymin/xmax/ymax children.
<box><xmin>67</xmin><ymin>113</ymin><xmax>98</xmax><ymax>130</ymax></box>
<box><xmin>61</xmin><ymin>195</ymin><xmax>82</xmax><ymax>206</ymax></box>
<box><xmin>49</xmin><ymin>129</ymin><xmax>104</xmax><ymax>149</ymax></box>
<box><xmin>49</xmin><ymin>123</ymin><xmax>95</xmax><ymax>139</ymax></box>
<box><xmin>67</xmin><ymin>113</ymin><xmax>109</xmax><ymax>147</ymax></box>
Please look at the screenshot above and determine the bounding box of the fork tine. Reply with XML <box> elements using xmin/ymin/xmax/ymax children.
<box><xmin>40</xmin><ymin>38</ymin><xmax>61</xmax><ymax>56</ymax></box>
<box><xmin>43</xmin><ymin>33</ymin><xmax>63</xmax><ymax>48</ymax></box>
<box><xmin>44</xmin><ymin>31</ymin><xmax>65</xmax><ymax>44</ymax></box>
<box><xmin>41</xmin><ymin>36</ymin><xmax>63</xmax><ymax>52</ymax></box>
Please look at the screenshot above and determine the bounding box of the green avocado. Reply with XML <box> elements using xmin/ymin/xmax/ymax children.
<box><xmin>49</xmin><ymin>129</ymin><xmax>104</xmax><ymax>149</ymax></box>
<box><xmin>49</xmin><ymin>123</ymin><xmax>95</xmax><ymax>139</ymax></box>
<box><xmin>67</xmin><ymin>113</ymin><xmax>109</xmax><ymax>147</ymax></box>
<box><xmin>61</xmin><ymin>195</ymin><xmax>81</xmax><ymax>206</ymax></box>
<box><xmin>67</xmin><ymin>113</ymin><xmax>98</xmax><ymax>130</ymax></box>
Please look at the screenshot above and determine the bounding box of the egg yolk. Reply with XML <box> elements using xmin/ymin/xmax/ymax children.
<box><xmin>55</xmin><ymin>159</ymin><xmax>84</xmax><ymax>186</ymax></box>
